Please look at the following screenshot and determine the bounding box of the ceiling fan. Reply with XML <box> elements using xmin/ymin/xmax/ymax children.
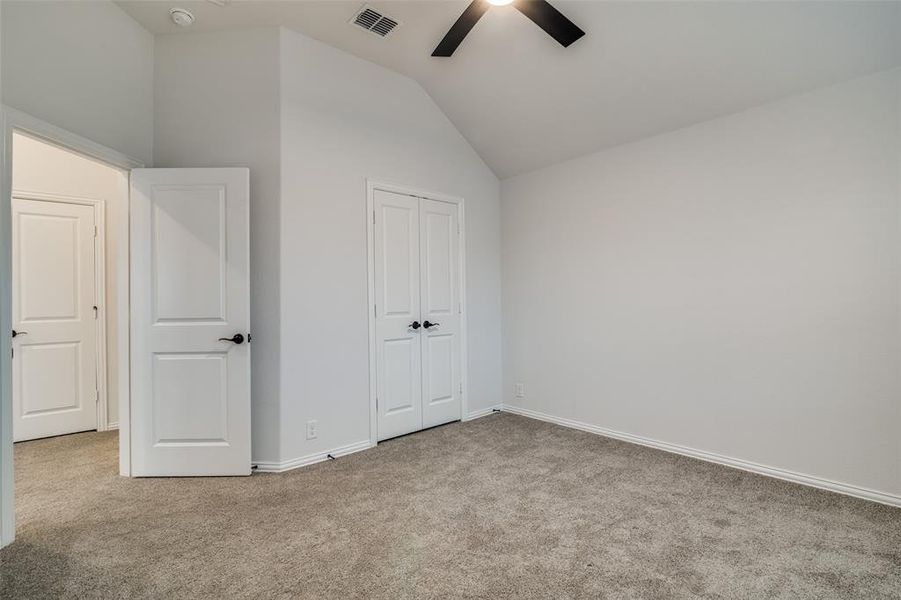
<box><xmin>432</xmin><ymin>0</ymin><xmax>585</xmax><ymax>57</ymax></box>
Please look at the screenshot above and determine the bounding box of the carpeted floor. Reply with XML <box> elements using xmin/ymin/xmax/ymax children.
<box><xmin>1</xmin><ymin>413</ymin><xmax>899</xmax><ymax>599</ymax></box>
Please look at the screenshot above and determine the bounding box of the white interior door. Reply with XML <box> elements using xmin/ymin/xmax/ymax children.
<box><xmin>374</xmin><ymin>190</ymin><xmax>462</xmax><ymax>441</ymax></box>
<box><xmin>374</xmin><ymin>190</ymin><xmax>423</xmax><ymax>441</ymax></box>
<box><xmin>130</xmin><ymin>168</ymin><xmax>250</xmax><ymax>476</ymax></box>
<box><xmin>419</xmin><ymin>199</ymin><xmax>462</xmax><ymax>429</ymax></box>
<box><xmin>11</xmin><ymin>198</ymin><xmax>98</xmax><ymax>441</ymax></box>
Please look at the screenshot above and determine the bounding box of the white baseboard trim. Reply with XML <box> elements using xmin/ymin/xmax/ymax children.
<box><xmin>501</xmin><ymin>404</ymin><xmax>901</xmax><ymax>509</ymax></box>
<box><xmin>252</xmin><ymin>405</ymin><xmax>504</xmax><ymax>473</ymax></box>
<box><xmin>254</xmin><ymin>439</ymin><xmax>374</xmax><ymax>473</ymax></box>
<box><xmin>106</xmin><ymin>422</ymin><xmax>118</xmax><ymax>431</ymax></box>
<box><xmin>463</xmin><ymin>405</ymin><xmax>503</xmax><ymax>421</ymax></box>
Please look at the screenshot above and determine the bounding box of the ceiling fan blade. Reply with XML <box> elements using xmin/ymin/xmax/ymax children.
<box><xmin>432</xmin><ymin>0</ymin><xmax>491</xmax><ymax>57</ymax></box>
<box><xmin>514</xmin><ymin>0</ymin><xmax>585</xmax><ymax>48</ymax></box>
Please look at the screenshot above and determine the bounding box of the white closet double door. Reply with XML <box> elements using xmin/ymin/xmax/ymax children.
<box><xmin>374</xmin><ymin>189</ymin><xmax>463</xmax><ymax>441</ymax></box>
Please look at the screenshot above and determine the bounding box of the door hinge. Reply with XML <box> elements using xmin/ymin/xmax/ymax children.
<box><xmin>374</xmin><ymin>304</ymin><xmax>377</xmax><ymax>318</ymax></box>
<box><xmin>459</xmin><ymin>383</ymin><xmax>462</xmax><ymax>395</ymax></box>
<box><xmin>96</xmin><ymin>390</ymin><xmax>100</xmax><ymax>404</ymax></box>
<box><xmin>372</xmin><ymin>211</ymin><xmax>376</xmax><ymax>225</ymax></box>
<box><xmin>376</xmin><ymin>396</ymin><xmax>378</xmax><ymax>410</ymax></box>
<box><xmin>93</xmin><ymin>305</ymin><xmax>98</xmax><ymax>319</ymax></box>
<box><xmin>94</xmin><ymin>225</ymin><xmax>98</xmax><ymax>238</ymax></box>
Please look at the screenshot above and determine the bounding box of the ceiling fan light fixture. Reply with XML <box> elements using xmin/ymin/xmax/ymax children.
<box><xmin>433</xmin><ymin>0</ymin><xmax>584</xmax><ymax>57</ymax></box>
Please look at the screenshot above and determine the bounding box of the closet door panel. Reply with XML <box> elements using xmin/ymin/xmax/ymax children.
<box><xmin>419</xmin><ymin>199</ymin><xmax>462</xmax><ymax>429</ymax></box>
<box><xmin>374</xmin><ymin>190</ymin><xmax>423</xmax><ymax>441</ymax></box>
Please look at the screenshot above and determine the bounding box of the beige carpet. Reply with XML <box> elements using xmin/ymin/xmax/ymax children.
<box><xmin>1</xmin><ymin>413</ymin><xmax>899</xmax><ymax>599</ymax></box>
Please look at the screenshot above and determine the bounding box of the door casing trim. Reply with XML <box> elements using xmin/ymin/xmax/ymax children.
<box><xmin>365</xmin><ymin>179</ymin><xmax>469</xmax><ymax>446</ymax></box>
<box><xmin>11</xmin><ymin>190</ymin><xmax>112</xmax><ymax>436</ymax></box>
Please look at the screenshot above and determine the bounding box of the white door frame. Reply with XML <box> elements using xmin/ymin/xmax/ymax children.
<box><xmin>0</xmin><ymin>105</ymin><xmax>142</xmax><ymax>547</ymax></box>
<box><xmin>365</xmin><ymin>179</ymin><xmax>469</xmax><ymax>445</ymax></box>
<box><xmin>11</xmin><ymin>190</ymin><xmax>111</xmax><ymax>433</ymax></box>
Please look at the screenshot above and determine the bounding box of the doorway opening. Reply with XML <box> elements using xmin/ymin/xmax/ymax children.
<box><xmin>1</xmin><ymin>108</ymin><xmax>140</xmax><ymax>547</ymax></box>
<box><xmin>9</xmin><ymin>131</ymin><xmax>127</xmax><ymax>517</ymax></box>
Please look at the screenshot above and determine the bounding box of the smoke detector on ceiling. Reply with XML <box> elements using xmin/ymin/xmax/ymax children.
<box><xmin>170</xmin><ymin>8</ymin><xmax>195</xmax><ymax>27</ymax></box>
<box><xmin>350</xmin><ymin>5</ymin><xmax>400</xmax><ymax>38</ymax></box>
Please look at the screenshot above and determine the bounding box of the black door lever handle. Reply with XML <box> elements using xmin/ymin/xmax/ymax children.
<box><xmin>423</xmin><ymin>321</ymin><xmax>440</xmax><ymax>329</ymax></box>
<box><xmin>409</xmin><ymin>321</ymin><xmax>421</xmax><ymax>330</ymax></box>
<box><xmin>218</xmin><ymin>333</ymin><xmax>245</xmax><ymax>344</ymax></box>
<box><xmin>11</xmin><ymin>330</ymin><xmax>27</xmax><ymax>338</ymax></box>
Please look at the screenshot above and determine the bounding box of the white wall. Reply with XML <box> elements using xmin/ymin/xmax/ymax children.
<box><xmin>278</xmin><ymin>29</ymin><xmax>502</xmax><ymax>462</ymax></box>
<box><xmin>12</xmin><ymin>133</ymin><xmax>124</xmax><ymax>426</ymax></box>
<box><xmin>502</xmin><ymin>68</ymin><xmax>901</xmax><ymax>498</ymax></box>
<box><xmin>153</xmin><ymin>27</ymin><xmax>503</xmax><ymax>466</ymax></box>
<box><xmin>153</xmin><ymin>29</ymin><xmax>283</xmax><ymax>464</ymax></box>
<box><xmin>1</xmin><ymin>1</ymin><xmax>154</xmax><ymax>165</ymax></box>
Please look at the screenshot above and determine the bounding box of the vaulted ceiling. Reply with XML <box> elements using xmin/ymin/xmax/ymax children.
<box><xmin>118</xmin><ymin>1</ymin><xmax>901</xmax><ymax>178</ymax></box>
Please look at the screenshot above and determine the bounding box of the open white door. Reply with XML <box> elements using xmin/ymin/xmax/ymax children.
<box><xmin>130</xmin><ymin>168</ymin><xmax>250</xmax><ymax>476</ymax></box>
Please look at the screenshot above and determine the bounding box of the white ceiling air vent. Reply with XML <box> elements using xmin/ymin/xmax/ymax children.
<box><xmin>351</xmin><ymin>5</ymin><xmax>400</xmax><ymax>38</ymax></box>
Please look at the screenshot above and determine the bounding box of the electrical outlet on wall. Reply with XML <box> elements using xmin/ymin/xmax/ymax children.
<box><xmin>306</xmin><ymin>420</ymin><xmax>318</xmax><ymax>440</ymax></box>
<box><xmin>515</xmin><ymin>383</ymin><xmax>525</xmax><ymax>399</ymax></box>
